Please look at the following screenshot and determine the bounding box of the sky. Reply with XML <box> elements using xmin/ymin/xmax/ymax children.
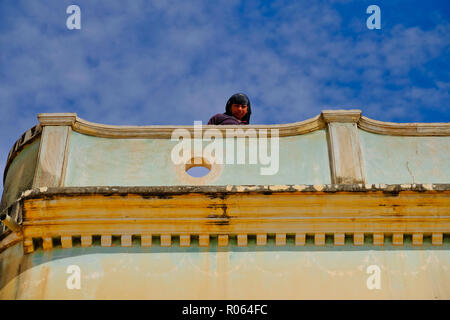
<box><xmin>0</xmin><ymin>0</ymin><xmax>449</xmax><ymax>192</ymax></box>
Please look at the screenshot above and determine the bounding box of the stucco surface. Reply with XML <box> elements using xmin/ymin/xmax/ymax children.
<box><xmin>359</xmin><ymin>130</ymin><xmax>450</xmax><ymax>184</ymax></box>
<box><xmin>0</xmin><ymin>139</ymin><xmax>40</xmax><ymax>211</ymax></box>
<box><xmin>1</xmin><ymin>240</ymin><xmax>449</xmax><ymax>299</ymax></box>
<box><xmin>63</xmin><ymin>130</ymin><xmax>331</xmax><ymax>186</ymax></box>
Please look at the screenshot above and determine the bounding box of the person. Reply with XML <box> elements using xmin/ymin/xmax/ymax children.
<box><xmin>207</xmin><ymin>93</ymin><xmax>252</xmax><ymax>125</ymax></box>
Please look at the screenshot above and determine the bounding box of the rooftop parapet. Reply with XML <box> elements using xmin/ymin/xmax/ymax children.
<box><xmin>0</xmin><ymin>111</ymin><xmax>449</xmax><ymax>300</ymax></box>
<box><xmin>1</xmin><ymin>110</ymin><xmax>450</xmax><ymax>248</ymax></box>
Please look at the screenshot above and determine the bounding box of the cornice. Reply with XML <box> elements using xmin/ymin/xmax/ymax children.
<box><xmin>37</xmin><ymin>113</ymin><xmax>77</xmax><ymax>126</ymax></box>
<box><xmin>1</xmin><ymin>184</ymin><xmax>448</xmax><ymax>253</ymax></box>
<box><xmin>69</xmin><ymin>114</ymin><xmax>325</xmax><ymax>138</ymax></box>
<box><xmin>321</xmin><ymin>109</ymin><xmax>362</xmax><ymax>123</ymax></box>
<box><xmin>33</xmin><ymin>111</ymin><xmax>450</xmax><ymax>139</ymax></box>
<box><xmin>358</xmin><ymin>116</ymin><xmax>450</xmax><ymax>136</ymax></box>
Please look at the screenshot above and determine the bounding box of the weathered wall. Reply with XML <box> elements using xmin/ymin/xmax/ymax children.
<box><xmin>359</xmin><ymin>130</ymin><xmax>450</xmax><ymax>184</ymax></box>
<box><xmin>1</xmin><ymin>240</ymin><xmax>449</xmax><ymax>299</ymax></box>
<box><xmin>0</xmin><ymin>139</ymin><xmax>40</xmax><ymax>211</ymax></box>
<box><xmin>3</xmin><ymin>111</ymin><xmax>450</xmax><ymax>201</ymax></box>
<box><xmin>1</xmin><ymin>112</ymin><xmax>449</xmax><ymax>300</ymax></box>
<box><xmin>63</xmin><ymin>130</ymin><xmax>331</xmax><ymax>186</ymax></box>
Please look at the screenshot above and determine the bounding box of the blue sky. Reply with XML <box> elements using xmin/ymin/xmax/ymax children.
<box><xmin>0</xmin><ymin>0</ymin><xmax>449</xmax><ymax>192</ymax></box>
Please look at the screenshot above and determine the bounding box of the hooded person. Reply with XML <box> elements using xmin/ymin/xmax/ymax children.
<box><xmin>207</xmin><ymin>93</ymin><xmax>252</xmax><ymax>125</ymax></box>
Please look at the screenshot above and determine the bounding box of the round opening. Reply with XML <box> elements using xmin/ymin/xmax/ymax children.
<box><xmin>176</xmin><ymin>156</ymin><xmax>222</xmax><ymax>184</ymax></box>
<box><xmin>186</xmin><ymin>166</ymin><xmax>211</xmax><ymax>178</ymax></box>
<box><xmin>185</xmin><ymin>157</ymin><xmax>212</xmax><ymax>178</ymax></box>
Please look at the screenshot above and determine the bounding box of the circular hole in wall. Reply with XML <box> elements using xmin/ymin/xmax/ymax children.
<box><xmin>186</xmin><ymin>166</ymin><xmax>211</xmax><ymax>177</ymax></box>
<box><xmin>185</xmin><ymin>157</ymin><xmax>212</xmax><ymax>178</ymax></box>
<box><xmin>176</xmin><ymin>156</ymin><xmax>222</xmax><ymax>185</ymax></box>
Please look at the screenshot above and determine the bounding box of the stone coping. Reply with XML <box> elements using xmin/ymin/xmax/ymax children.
<box><xmin>0</xmin><ymin>184</ymin><xmax>449</xmax><ymax>253</ymax></box>
<box><xmin>14</xmin><ymin>183</ymin><xmax>450</xmax><ymax>200</ymax></box>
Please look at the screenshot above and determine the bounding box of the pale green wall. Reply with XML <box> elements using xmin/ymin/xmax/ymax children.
<box><xmin>1</xmin><ymin>238</ymin><xmax>449</xmax><ymax>299</ymax></box>
<box><xmin>359</xmin><ymin>130</ymin><xmax>450</xmax><ymax>184</ymax></box>
<box><xmin>64</xmin><ymin>130</ymin><xmax>331</xmax><ymax>186</ymax></box>
<box><xmin>0</xmin><ymin>139</ymin><xmax>40</xmax><ymax>211</ymax></box>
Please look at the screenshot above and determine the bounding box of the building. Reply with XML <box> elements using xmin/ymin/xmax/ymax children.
<box><xmin>0</xmin><ymin>110</ymin><xmax>449</xmax><ymax>299</ymax></box>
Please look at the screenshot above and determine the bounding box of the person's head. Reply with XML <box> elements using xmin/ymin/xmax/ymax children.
<box><xmin>225</xmin><ymin>93</ymin><xmax>251</xmax><ymax>124</ymax></box>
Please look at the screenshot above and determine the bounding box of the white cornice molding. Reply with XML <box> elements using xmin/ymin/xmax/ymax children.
<box><xmin>38</xmin><ymin>113</ymin><xmax>77</xmax><ymax>126</ymax></box>
<box><xmin>69</xmin><ymin>114</ymin><xmax>326</xmax><ymax>138</ymax></box>
<box><xmin>321</xmin><ymin>109</ymin><xmax>362</xmax><ymax>123</ymax></box>
<box><xmin>35</xmin><ymin>111</ymin><xmax>450</xmax><ymax>138</ymax></box>
<box><xmin>358</xmin><ymin>116</ymin><xmax>450</xmax><ymax>136</ymax></box>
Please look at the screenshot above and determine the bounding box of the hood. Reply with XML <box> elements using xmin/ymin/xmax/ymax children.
<box><xmin>224</xmin><ymin>93</ymin><xmax>252</xmax><ymax>124</ymax></box>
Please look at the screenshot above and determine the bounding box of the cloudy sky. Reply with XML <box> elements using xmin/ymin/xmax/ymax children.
<box><xmin>0</xmin><ymin>0</ymin><xmax>449</xmax><ymax>192</ymax></box>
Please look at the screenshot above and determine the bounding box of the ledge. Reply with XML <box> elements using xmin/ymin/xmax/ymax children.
<box><xmin>1</xmin><ymin>184</ymin><xmax>448</xmax><ymax>253</ymax></box>
<box><xmin>4</xmin><ymin>111</ymin><xmax>450</xmax><ymax>187</ymax></box>
<box><xmin>37</xmin><ymin>113</ymin><xmax>77</xmax><ymax>126</ymax></box>
<box><xmin>65</xmin><ymin>113</ymin><xmax>326</xmax><ymax>138</ymax></box>
<box><xmin>358</xmin><ymin>116</ymin><xmax>450</xmax><ymax>136</ymax></box>
<box><xmin>32</xmin><ymin>111</ymin><xmax>450</xmax><ymax>139</ymax></box>
<box><xmin>322</xmin><ymin>110</ymin><xmax>362</xmax><ymax>123</ymax></box>
<box><xmin>14</xmin><ymin>183</ymin><xmax>450</xmax><ymax>198</ymax></box>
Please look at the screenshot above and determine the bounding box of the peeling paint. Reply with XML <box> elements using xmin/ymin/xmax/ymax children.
<box><xmin>268</xmin><ymin>185</ymin><xmax>290</xmax><ymax>191</ymax></box>
<box><xmin>313</xmin><ymin>184</ymin><xmax>325</xmax><ymax>191</ymax></box>
<box><xmin>293</xmin><ymin>185</ymin><xmax>307</xmax><ymax>191</ymax></box>
<box><xmin>22</xmin><ymin>190</ymin><xmax>32</xmax><ymax>197</ymax></box>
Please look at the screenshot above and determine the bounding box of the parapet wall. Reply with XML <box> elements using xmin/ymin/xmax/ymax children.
<box><xmin>0</xmin><ymin>110</ymin><xmax>449</xmax><ymax>299</ymax></box>
<box><xmin>2</xmin><ymin>110</ymin><xmax>450</xmax><ymax>212</ymax></box>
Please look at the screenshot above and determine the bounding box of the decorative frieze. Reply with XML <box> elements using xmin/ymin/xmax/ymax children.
<box><xmin>334</xmin><ymin>233</ymin><xmax>345</xmax><ymax>246</ymax></box>
<box><xmin>199</xmin><ymin>234</ymin><xmax>209</xmax><ymax>247</ymax></box>
<box><xmin>23</xmin><ymin>238</ymin><xmax>34</xmax><ymax>253</ymax></box>
<box><xmin>180</xmin><ymin>234</ymin><xmax>190</xmax><ymax>247</ymax></box>
<box><xmin>141</xmin><ymin>234</ymin><xmax>152</xmax><ymax>247</ymax></box>
<box><xmin>160</xmin><ymin>234</ymin><xmax>171</xmax><ymax>247</ymax></box>
<box><xmin>275</xmin><ymin>233</ymin><xmax>286</xmax><ymax>246</ymax></box>
<box><xmin>61</xmin><ymin>235</ymin><xmax>72</xmax><ymax>248</ymax></box>
<box><xmin>315</xmin><ymin>233</ymin><xmax>325</xmax><ymax>246</ymax></box>
<box><xmin>353</xmin><ymin>233</ymin><xmax>364</xmax><ymax>246</ymax></box>
<box><xmin>373</xmin><ymin>233</ymin><xmax>384</xmax><ymax>246</ymax></box>
<box><xmin>0</xmin><ymin>185</ymin><xmax>448</xmax><ymax>255</ymax></box>
<box><xmin>237</xmin><ymin>234</ymin><xmax>247</xmax><ymax>247</ymax></box>
<box><xmin>2</xmin><ymin>231</ymin><xmax>449</xmax><ymax>254</ymax></box>
<box><xmin>43</xmin><ymin>237</ymin><xmax>52</xmax><ymax>250</ymax></box>
<box><xmin>295</xmin><ymin>233</ymin><xmax>306</xmax><ymax>246</ymax></box>
<box><xmin>432</xmin><ymin>233</ymin><xmax>443</xmax><ymax>246</ymax></box>
<box><xmin>393</xmin><ymin>233</ymin><xmax>403</xmax><ymax>246</ymax></box>
<box><xmin>257</xmin><ymin>234</ymin><xmax>267</xmax><ymax>246</ymax></box>
<box><xmin>218</xmin><ymin>235</ymin><xmax>228</xmax><ymax>246</ymax></box>
<box><xmin>121</xmin><ymin>235</ymin><xmax>132</xmax><ymax>247</ymax></box>
<box><xmin>101</xmin><ymin>235</ymin><xmax>112</xmax><ymax>247</ymax></box>
<box><xmin>81</xmin><ymin>235</ymin><xmax>92</xmax><ymax>247</ymax></box>
<box><xmin>412</xmin><ymin>233</ymin><xmax>423</xmax><ymax>246</ymax></box>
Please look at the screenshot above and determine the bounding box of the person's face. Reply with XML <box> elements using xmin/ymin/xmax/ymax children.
<box><xmin>231</xmin><ymin>104</ymin><xmax>248</xmax><ymax>120</ymax></box>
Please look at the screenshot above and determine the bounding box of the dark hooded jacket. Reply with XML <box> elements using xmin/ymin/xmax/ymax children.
<box><xmin>207</xmin><ymin>93</ymin><xmax>252</xmax><ymax>125</ymax></box>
